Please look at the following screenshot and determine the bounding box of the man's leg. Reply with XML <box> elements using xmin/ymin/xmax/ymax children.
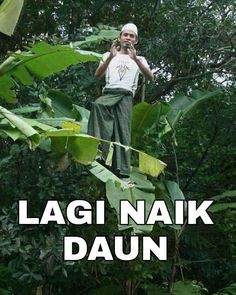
<box><xmin>113</xmin><ymin>95</ymin><xmax>133</xmax><ymax>176</ymax></box>
<box><xmin>88</xmin><ymin>96</ymin><xmax>114</xmax><ymax>161</ymax></box>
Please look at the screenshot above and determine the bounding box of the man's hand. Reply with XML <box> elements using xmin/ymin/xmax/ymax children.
<box><xmin>127</xmin><ymin>43</ymin><xmax>137</xmax><ymax>60</ymax></box>
<box><xmin>95</xmin><ymin>41</ymin><xmax>119</xmax><ymax>79</ymax></box>
<box><xmin>109</xmin><ymin>42</ymin><xmax>119</xmax><ymax>58</ymax></box>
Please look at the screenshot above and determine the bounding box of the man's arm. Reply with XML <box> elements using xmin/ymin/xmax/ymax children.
<box><xmin>95</xmin><ymin>54</ymin><xmax>113</xmax><ymax>79</ymax></box>
<box><xmin>127</xmin><ymin>44</ymin><xmax>154</xmax><ymax>81</ymax></box>
<box><xmin>133</xmin><ymin>57</ymin><xmax>154</xmax><ymax>81</ymax></box>
<box><xmin>95</xmin><ymin>44</ymin><xmax>118</xmax><ymax>79</ymax></box>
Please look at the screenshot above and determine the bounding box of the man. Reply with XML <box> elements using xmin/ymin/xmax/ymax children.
<box><xmin>88</xmin><ymin>23</ymin><xmax>153</xmax><ymax>177</ymax></box>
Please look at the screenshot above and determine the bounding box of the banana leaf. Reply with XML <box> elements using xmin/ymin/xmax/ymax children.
<box><xmin>0</xmin><ymin>42</ymin><xmax>101</xmax><ymax>103</ymax></box>
<box><xmin>0</xmin><ymin>0</ymin><xmax>24</xmax><ymax>36</ymax></box>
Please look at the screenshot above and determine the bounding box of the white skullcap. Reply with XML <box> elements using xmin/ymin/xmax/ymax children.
<box><xmin>121</xmin><ymin>23</ymin><xmax>138</xmax><ymax>36</ymax></box>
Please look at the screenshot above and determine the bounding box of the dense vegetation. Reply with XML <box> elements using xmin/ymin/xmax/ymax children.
<box><xmin>0</xmin><ymin>1</ymin><xmax>235</xmax><ymax>294</ymax></box>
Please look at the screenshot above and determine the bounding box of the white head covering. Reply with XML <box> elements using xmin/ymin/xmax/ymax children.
<box><xmin>121</xmin><ymin>23</ymin><xmax>138</xmax><ymax>36</ymax></box>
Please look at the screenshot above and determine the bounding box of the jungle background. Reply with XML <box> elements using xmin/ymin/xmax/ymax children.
<box><xmin>0</xmin><ymin>0</ymin><xmax>236</xmax><ymax>294</ymax></box>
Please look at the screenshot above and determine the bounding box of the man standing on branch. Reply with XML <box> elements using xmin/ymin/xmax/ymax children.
<box><xmin>88</xmin><ymin>23</ymin><xmax>153</xmax><ymax>177</ymax></box>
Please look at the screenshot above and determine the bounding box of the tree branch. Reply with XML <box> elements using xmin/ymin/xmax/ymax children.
<box><xmin>153</xmin><ymin>57</ymin><xmax>235</xmax><ymax>98</ymax></box>
<box><xmin>151</xmin><ymin>0</ymin><xmax>161</xmax><ymax>17</ymax></box>
<box><xmin>183</xmin><ymin>124</ymin><xmax>218</xmax><ymax>191</ymax></box>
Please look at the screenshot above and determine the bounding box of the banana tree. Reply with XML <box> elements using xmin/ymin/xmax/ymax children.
<box><xmin>131</xmin><ymin>89</ymin><xmax>222</xmax><ymax>149</ymax></box>
<box><xmin>0</xmin><ymin>40</ymin><xmax>229</xmax><ymax>295</ymax></box>
<box><xmin>0</xmin><ymin>41</ymin><xmax>222</xmax><ymax>236</ymax></box>
<box><xmin>0</xmin><ymin>41</ymin><xmax>167</xmax><ymax>234</ymax></box>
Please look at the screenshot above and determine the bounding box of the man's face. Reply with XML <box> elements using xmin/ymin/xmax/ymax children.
<box><xmin>120</xmin><ymin>30</ymin><xmax>138</xmax><ymax>47</ymax></box>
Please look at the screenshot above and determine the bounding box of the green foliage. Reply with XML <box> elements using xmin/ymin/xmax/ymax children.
<box><xmin>214</xmin><ymin>283</ymin><xmax>236</xmax><ymax>295</ymax></box>
<box><xmin>50</xmin><ymin>132</ymin><xmax>100</xmax><ymax>165</ymax></box>
<box><xmin>106</xmin><ymin>171</ymin><xmax>156</xmax><ymax>233</ymax></box>
<box><xmin>0</xmin><ymin>1</ymin><xmax>235</xmax><ymax>294</ymax></box>
<box><xmin>209</xmin><ymin>203</ymin><xmax>236</xmax><ymax>213</ymax></box>
<box><xmin>0</xmin><ymin>42</ymin><xmax>101</xmax><ymax>103</ymax></box>
<box><xmin>0</xmin><ymin>42</ymin><xmax>166</xmax><ymax>180</ymax></box>
<box><xmin>143</xmin><ymin>280</ymin><xmax>207</xmax><ymax>294</ymax></box>
<box><xmin>172</xmin><ymin>281</ymin><xmax>207</xmax><ymax>295</ymax></box>
<box><xmin>167</xmin><ymin>89</ymin><xmax>222</xmax><ymax>128</ymax></box>
<box><xmin>72</xmin><ymin>28</ymin><xmax>120</xmax><ymax>49</ymax></box>
<box><xmin>89</xmin><ymin>160</ymin><xmax>125</xmax><ymax>186</ymax></box>
<box><xmin>0</xmin><ymin>105</ymin><xmax>40</xmax><ymax>148</ymax></box>
<box><xmin>131</xmin><ymin>101</ymin><xmax>171</xmax><ymax>148</ymax></box>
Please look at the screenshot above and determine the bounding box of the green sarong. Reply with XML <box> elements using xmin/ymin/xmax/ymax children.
<box><xmin>88</xmin><ymin>88</ymin><xmax>133</xmax><ymax>176</ymax></box>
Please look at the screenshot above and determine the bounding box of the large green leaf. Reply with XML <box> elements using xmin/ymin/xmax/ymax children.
<box><xmin>47</xmin><ymin>89</ymin><xmax>75</xmax><ymax>118</ymax></box>
<box><xmin>73</xmin><ymin>104</ymin><xmax>90</xmax><ymax>133</ymax></box>
<box><xmin>43</xmin><ymin>90</ymin><xmax>90</xmax><ymax>132</ymax></box>
<box><xmin>12</xmin><ymin>42</ymin><xmax>101</xmax><ymax>79</ymax></box>
<box><xmin>50</xmin><ymin>130</ymin><xmax>159</xmax><ymax>169</ymax></box>
<box><xmin>72</xmin><ymin>29</ymin><xmax>120</xmax><ymax>48</ymax></box>
<box><xmin>167</xmin><ymin>89</ymin><xmax>222</xmax><ymax>127</ymax></box>
<box><xmin>103</xmin><ymin>141</ymin><xmax>166</xmax><ymax>177</ymax></box>
<box><xmin>0</xmin><ymin>42</ymin><xmax>101</xmax><ymax>102</ymax></box>
<box><xmin>204</xmin><ymin>190</ymin><xmax>236</xmax><ymax>213</ymax></box>
<box><xmin>47</xmin><ymin>89</ymin><xmax>90</xmax><ymax>132</ymax></box>
<box><xmin>89</xmin><ymin>161</ymin><xmax>125</xmax><ymax>186</ymax></box>
<box><xmin>10</xmin><ymin>105</ymin><xmax>40</xmax><ymax>115</ymax></box>
<box><xmin>139</xmin><ymin>151</ymin><xmax>166</xmax><ymax>177</ymax></box>
<box><xmin>165</xmin><ymin>180</ymin><xmax>185</xmax><ymax>202</ymax></box>
<box><xmin>89</xmin><ymin>164</ymin><xmax>156</xmax><ymax>191</ymax></box>
<box><xmin>49</xmin><ymin>132</ymin><xmax>100</xmax><ymax>165</ymax></box>
<box><xmin>49</xmin><ymin>130</ymin><xmax>167</xmax><ymax>177</ymax></box>
<box><xmin>214</xmin><ymin>283</ymin><xmax>236</xmax><ymax>295</ymax></box>
<box><xmin>129</xmin><ymin>168</ymin><xmax>155</xmax><ymax>193</ymax></box>
<box><xmin>208</xmin><ymin>203</ymin><xmax>236</xmax><ymax>213</ymax></box>
<box><xmin>0</xmin><ymin>0</ymin><xmax>24</xmax><ymax>36</ymax></box>
<box><xmin>37</xmin><ymin>117</ymin><xmax>76</xmax><ymax>128</ymax></box>
<box><xmin>0</xmin><ymin>74</ymin><xmax>16</xmax><ymax>103</ymax></box>
<box><xmin>0</xmin><ymin>106</ymin><xmax>40</xmax><ymax>149</ymax></box>
<box><xmin>0</xmin><ymin>128</ymin><xmax>23</xmax><ymax>141</ymax></box>
<box><xmin>154</xmin><ymin>181</ymin><xmax>185</xmax><ymax>230</ymax></box>
<box><xmin>106</xmin><ymin>179</ymin><xmax>155</xmax><ymax>233</ymax></box>
<box><xmin>0</xmin><ymin>107</ymin><xmax>166</xmax><ymax>178</ymax></box>
<box><xmin>210</xmin><ymin>190</ymin><xmax>236</xmax><ymax>201</ymax></box>
<box><xmin>131</xmin><ymin>90</ymin><xmax>222</xmax><ymax>147</ymax></box>
<box><xmin>68</xmin><ymin>135</ymin><xmax>99</xmax><ymax>165</ymax></box>
<box><xmin>131</xmin><ymin>101</ymin><xmax>170</xmax><ymax>147</ymax></box>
